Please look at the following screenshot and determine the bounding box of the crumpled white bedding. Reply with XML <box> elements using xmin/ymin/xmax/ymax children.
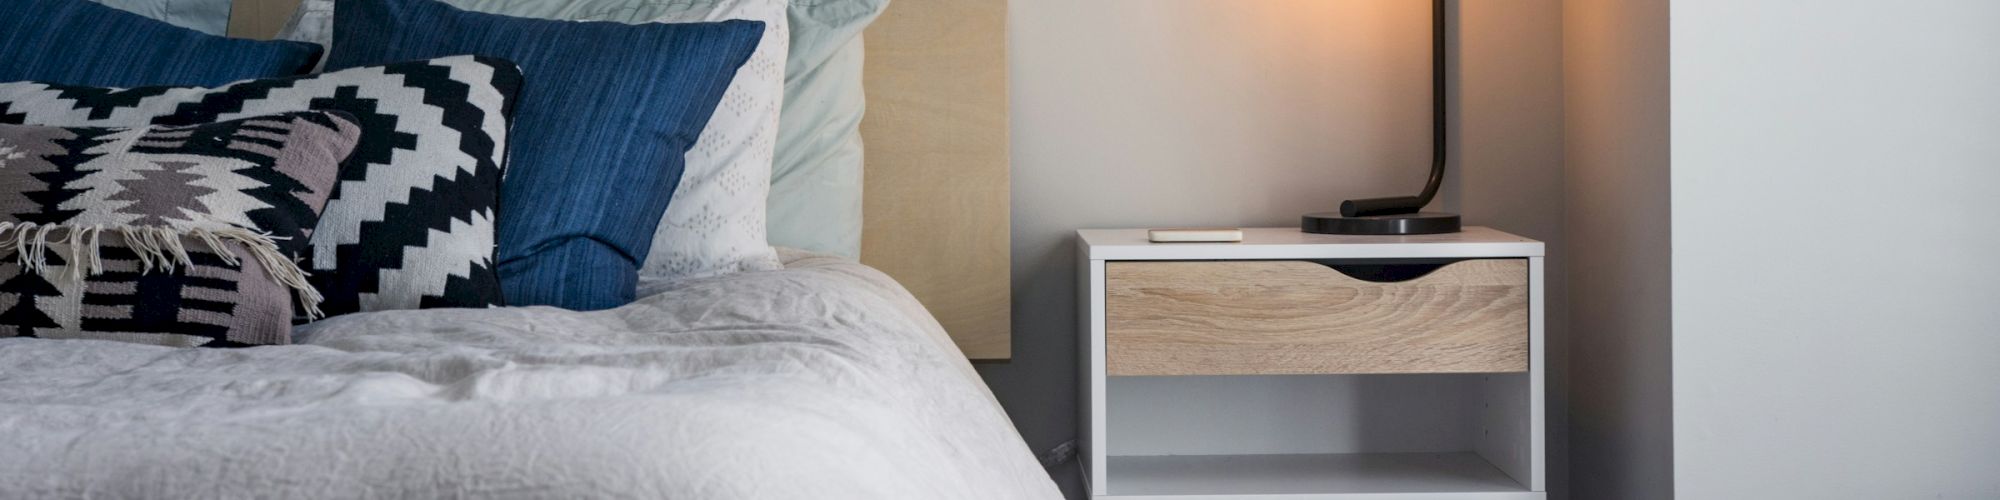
<box><xmin>0</xmin><ymin>251</ymin><xmax>1059</xmax><ymax>499</ymax></box>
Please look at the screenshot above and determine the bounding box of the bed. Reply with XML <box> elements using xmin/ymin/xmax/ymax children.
<box><xmin>0</xmin><ymin>251</ymin><xmax>1055</xmax><ymax>498</ymax></box>
<box><xmin>0</xmin><ymin>0</ymin><xmax>1047</xmax><ymax>497</ymax></box>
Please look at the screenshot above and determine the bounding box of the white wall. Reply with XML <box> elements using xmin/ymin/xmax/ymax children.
<box><xmin>993</xmin><ymin>1</ymin><xmax>1566</xmax><ymax>496</ymax></box>
<box><xmin>1672</xmin><ymin>1</ymin><xmax>2000</xmax><ymax>498</ymax></box>
<box><xmin>1562</xmin><ymin>0</ymin><xmax>1672</xmax><ymax>498</ymax></box>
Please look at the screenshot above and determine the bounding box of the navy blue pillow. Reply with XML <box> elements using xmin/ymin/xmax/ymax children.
<box><xmin>325</xmin><ymin>0</ymin><xmax>764</xmax><ymax>311</ymax></box>
<box><xmin>0</xmin><ymin>0</ymin><xmax>322</xmax><ymax>88</ymax></box>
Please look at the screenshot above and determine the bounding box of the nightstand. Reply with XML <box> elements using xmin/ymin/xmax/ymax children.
<box><xmin>1078</xmin><ymin>227</ymin><xmax>1545</xmax><ymax>499</ymax></box>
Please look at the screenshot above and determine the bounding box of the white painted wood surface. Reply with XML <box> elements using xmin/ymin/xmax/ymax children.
<box><xmin>1106</xmin><ymin>453</ymin><xmax>1543</xmax><ymax>500</ymax></box>
<box><xmin>1079</xmin><ymin>227</ymin><xmax>1544</xmax><ymax>261</ymax></box>
<box><xmin>1471</xmin><ymin>257</ymin><xmax>1546</xmax><ymax>491</ymax></box>
<box><xmin>1080</xmin><ymin>227</ymin><xmax>1546</xmax><ymax>499</ymax></box>
<box><xmin>1081</xmin><ymin>245</ymin><xmax>1108</xmax><ymax>496</ymax></box>
<box><xmin>1527</xmin><ymin>256</ymin><xmax>1547</xmax><ymax>490</ymax></box>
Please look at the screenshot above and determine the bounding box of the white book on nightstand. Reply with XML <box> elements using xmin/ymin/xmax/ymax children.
<box><xmin>1146</xmin><ymin>227</ymin><xmax>1243</xmax><ymax>243</ymax></box>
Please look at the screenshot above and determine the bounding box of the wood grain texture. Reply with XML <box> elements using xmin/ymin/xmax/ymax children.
<box><xmin>860</xmin><ymin>0</ymin><xmax>1012</xmax><ymax>359</ymax></box>
<box><xmin>228</xmin><ymin>0</ymin><xmax>301</xmax><ymax>39</ymax></box>
<box><xmin>1106</xmin><ymin>259</ymin><xmax>1528</xmax><ymax>375</ymax></box>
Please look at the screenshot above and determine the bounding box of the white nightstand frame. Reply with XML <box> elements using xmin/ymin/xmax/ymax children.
<box><xmin>1078</xmin><ymin>227</ymin><xmax>1546</xmax><ymax>499</ymax></box>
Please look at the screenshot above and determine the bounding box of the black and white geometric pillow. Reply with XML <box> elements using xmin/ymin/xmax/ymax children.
<box><xmin>0</xmin><ymin>55</ymin><xmax>521</xmax><ymax>316</ymax></box>
<box><xmin>0</xmin><ymin>112</ymin><xmax>362</xmax><ymax>346</ymax></box>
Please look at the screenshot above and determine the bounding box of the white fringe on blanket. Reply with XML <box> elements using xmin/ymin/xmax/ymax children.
<box><xmin>0</xmin><ymin>222</ymin><xmax>323</xmax><ymax>319</ymax></box>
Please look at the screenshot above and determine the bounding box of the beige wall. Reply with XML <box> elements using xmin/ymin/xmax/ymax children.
<box><xmin>1456</xmin><ymin>0</ymin><xmax>1570</xmax><ymax>493</ymax></box>
<box><xmin>990</xmin><ymin>0</ymin><xmax>1567</xmax><ymax>495</ymax></box>
<box><xmin>1562</xmin><ymin>0</ymin><xmax>1672</xmax><ymax>498</ymax></box>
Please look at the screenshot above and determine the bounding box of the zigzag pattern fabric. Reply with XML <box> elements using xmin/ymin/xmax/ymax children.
<box><xmin>0</xmin><ymin>112</ymin><xmax>361</xmax><ymax>346</ymax></box>
<box><xmin>0</xmin><ymin>56</ymin><xmax>522</xmax><ymax>316</ymax></box>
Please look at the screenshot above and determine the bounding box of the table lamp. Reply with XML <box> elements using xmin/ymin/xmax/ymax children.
<box><xmin>1302</xmin><ymin>0</ymin><xmax>1462</xmax><ymax>235</ymax></box>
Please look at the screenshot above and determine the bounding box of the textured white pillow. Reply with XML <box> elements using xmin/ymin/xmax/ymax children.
<box><xmin>635</xmin><ymin>1</ymin><xmax>788</xmax><ymax>283</ymax></box>
<box><xmin>278</xmin><ymin>0</ymin><xmax>787</xmax><ymax>285</ymax></box>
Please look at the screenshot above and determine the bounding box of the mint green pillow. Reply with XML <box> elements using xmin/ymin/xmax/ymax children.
<box><xmin>767</xmin><ymin>0</ymin><xmax>885</xmax><ymax>258</ymax></box>
<box><xmin>91</xmin><ymin>0</ymin><xmax>233</xmax><ymax>35</ymax></box>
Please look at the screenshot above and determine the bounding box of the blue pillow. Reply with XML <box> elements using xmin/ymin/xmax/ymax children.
<box><xmin>0</xmin><ymin>0</ymin><xmax>321</xmax><ymax>88</ymax></box>
<box><xmin>325</xmin><ymin>0</ymin><xmax>764</xmax><ymax>311</ymax></box>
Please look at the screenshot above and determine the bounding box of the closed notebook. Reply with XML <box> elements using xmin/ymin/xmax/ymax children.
<box><xmin>1148</xmin><ymin>228</ymin><xmax>1245</xmax><ymax>243</ymax></box>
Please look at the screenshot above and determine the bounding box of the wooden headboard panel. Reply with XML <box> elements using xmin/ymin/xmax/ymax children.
<box><xmin>859</xmin><ymin>1</ymin><xmax>1011</xmax><ymax>360</ymax></box>
<box><xmin>226</xmin><ymin>0</ymin><xmax>299</xmax><ymax>37</ymax></box>
<box><xmin>228</xmin><ymin>0</ymin><xmax>1014</xmax><ymax>360</ymax></box>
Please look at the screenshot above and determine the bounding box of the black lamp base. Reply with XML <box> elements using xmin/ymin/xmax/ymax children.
<box><xmin>1302</xmin><ymin>212</ymin><xmax>1462</xmax><ymax>235</ymax></box>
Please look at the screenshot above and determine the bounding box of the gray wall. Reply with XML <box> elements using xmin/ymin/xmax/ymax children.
<box><xmin>989</xmin><ymin>1</ymin><xmax>1565</xmax><ymax>496</ymax></box>
<box><xmin>1671</xmin><ymin>1</ymin><xmax>2000</xmax><ymax>497</ymax></box>
<box><xmin>1562</xmin><ymin>0</ymin><xmax>1672</xmax><ymax>498</ymax></box>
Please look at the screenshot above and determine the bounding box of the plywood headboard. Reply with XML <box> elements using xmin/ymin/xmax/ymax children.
<box><xmin>858</xmin><ymin>1</ymin><xmax>1011</xmax><ymax>360</ymax></box>
<box><xmin>226</xmin><ymin>0</ymin><xmax>300</xmax><ymax>37</ymax></box>
<box><xmin>228</xmin><ymin>0</ymin><xmax>1013</xmax><ymax>360</ymax></box>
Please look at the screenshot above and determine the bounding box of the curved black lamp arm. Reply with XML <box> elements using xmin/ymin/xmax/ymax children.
<box><xmin>1341</xmin><ymin>0</ymin><xmax>1447</xmax><ymax>218</ymax></box>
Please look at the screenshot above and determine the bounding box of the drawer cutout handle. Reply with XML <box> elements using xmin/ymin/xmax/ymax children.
<box><xmin>1310</xmin><ymin>259</ymin><xmax>1461</xmax><ymax>283</ymax></box>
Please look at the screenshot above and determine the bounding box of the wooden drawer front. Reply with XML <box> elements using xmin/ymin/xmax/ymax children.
<box><xmin>1106</xmin><ymin>259</ymin><xmax>1529</xmax><ymax>376</ymax></box>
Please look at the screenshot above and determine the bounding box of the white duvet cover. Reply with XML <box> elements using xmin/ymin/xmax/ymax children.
<box><xmin>0</xmin><ymin>252</ymin><xmax>1059</xmax><ymax>499</ymax></box>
